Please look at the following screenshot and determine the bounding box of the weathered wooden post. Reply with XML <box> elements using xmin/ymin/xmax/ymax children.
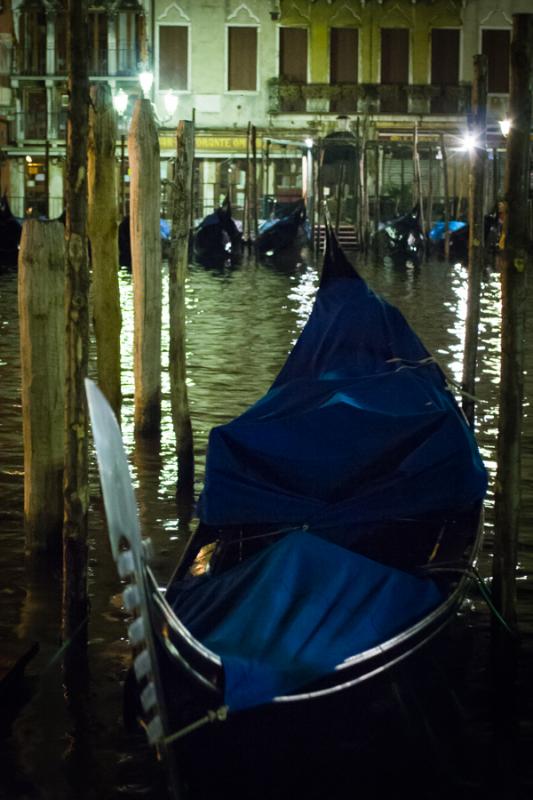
<box><xmin>242</xmin><ymin>120</ymin><xmax>251</xmax><ymax>245</ymax></box>
<box><xmin>18</xmin><ymin>220</ymin><xmax>65</xmax><ymax>553</ymax></box>
<box><xmin>128</xmin><ymin>98</ymin><xmax>162</xmax><ymax>437</ymax></box>
<box><xmin>63</xmin><ymin>0</ymin><xmax>90</xmax><ymax>641</ymax></box>
<box><xmin>440</xmin><ymin>134</ymin><xmax>451</xmax><ymax>261</ymax></box>
<box><xmin>44</xmin><ymin>140</ymin><xmax>50</xmax><ymax>218</ymax></box>
<box><xmin>315</xmin><ymin>139</ymin><xmax>324</xmax><ymax>256</ymax></box>
<box><xmin>492</xmin><ymin>13</ymin><xmax>533</xmax><ymax>632</ymax></box>
<box><xmin>462</xmin><ymin>54</ymin><xmax>488</xmax><ymax>426</ymax></box>
<box><xmin>168</xmin><ymin>120</ymin><xmax>194</xmax><ymax>494</ymax></box>
<box><xmin>335</xmin><ymin>162</ymin><xmax>345</xmax><ymax>233</ymax></box>
<box><xmin>88</xmin><ymin>82</ymin><xmax>121</xmax><ymax>418</ymax></box>
<box><xmin>360</xmin><ymin>130</ymin><xmax>370</xmax><ymax>255</ymax></box>
<box><xmin>190</xmin><ymin>107</ymin><xmax>196</xmax><ymax>230</ymax></box>
<box><xmin>413</xmin><ymin>122</ymin><xmax>426</xmax><ymax>259</ymax></box>
<box><xmin>373</xmin><ymin>143</ymin><xmax>380</xmax><ymax>234</ymax></box>
<box><xmin>119</xmin><ymin>134</ymin><xmax>126</xmax><ymax>217</ymax></box>
<box><xmin>427</xmin><ymin>144</ymin><xmax>434</xmax><ymax>238</ymax></box>
<box><xmin>251</xmin><ymin>124</ymin><xmax>259</xmax><ymax>241</ymax></box>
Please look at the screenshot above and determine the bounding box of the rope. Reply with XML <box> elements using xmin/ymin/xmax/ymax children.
<box><xmin>386</xmin><ymin>356</ymin><xmax>487</xmax><ymax>405</ymax></box>
<box><xmin>163</xmin><ymin>705</ymin><xmax>229</xmax><ymax>745</ymax></box>
<box><xmin>419</xmin><ymin>563</ymin><xmax>518</xmax><ymax>638</ymax></box>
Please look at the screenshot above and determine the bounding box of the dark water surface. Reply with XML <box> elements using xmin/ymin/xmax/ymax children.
<box><xmin>1</xmin><ymin>254</ymin><xmax>532</xmax><ymax>799</ymax></box>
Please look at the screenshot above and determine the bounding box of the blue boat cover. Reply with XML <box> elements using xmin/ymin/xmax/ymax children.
<box><xmin>172</xmin><ymin>530</ymin><xmax>443</xmax><ymax>710</ymax></box>
<box><xmin>197</xmin><ymin>270</ymin><xmax>487</xmax><ymax>540</ymax></box>
<box><xmin>429</xmin><ymin>220</ymin><xmax>467</xmax><ymax>241</ymax></box>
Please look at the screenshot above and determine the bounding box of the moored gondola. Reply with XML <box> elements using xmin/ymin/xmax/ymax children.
<box><xmin>192</xmin><ymin>196</ymin><xmax>242</xmax><ymax>267</ymax></box>
<box><xmin>428</xmin><ymin>208</ymin><xmax>501</xmax><ymax>264</ymax></box>
<box><xmin>372</xmin><ymin>203</ymin><xmax>425</xmax><ymax>267</ymax></box>
<box><xmin>86</xmin><ymin>224</ymin><xmax>487</xmax><ymax>797</ymax></box>
<box><xmin>255</xmin><ymin>199</ymin><xmax>310</xmax><ymax>263</ymax></box>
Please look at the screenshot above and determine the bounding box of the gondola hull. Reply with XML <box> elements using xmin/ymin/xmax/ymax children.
<box><xmin>86</xmin><ymin>226</ymin><xmax>486</xmax><ymax>797</ymax></box>
<box><xmin>255</xmin><ymin>202</ymin><xmax>310</xmax><ymax>263</ymax></box>
<box><xmin>192</xmin><ymin>199</ymin><xmax>242</xmax><ymax>267</ymax></box>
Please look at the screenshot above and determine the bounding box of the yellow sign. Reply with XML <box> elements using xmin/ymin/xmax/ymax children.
<box><xmin>159</xmin><ymin>134</ymin><xmax>250</xmax><ymax>152</ymax></box>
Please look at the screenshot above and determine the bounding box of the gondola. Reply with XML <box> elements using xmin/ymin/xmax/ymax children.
<box><xmin>192</xmin><ymin>196</ymin><xmax>242</xmax><ymax>267</ymax></box>
<box><xmin>255</xmin><ymin>199</ymin><xmax>310</xmax><ymax>263</ymax></box>
<box><xmin>428</xmin><ymin>209</ymin><xmax>501</xmax><ymax>263</ymax></box>
<box><xmin>373</xmin><ymin>203</ymin><xmax>425</xmax><ymax>267</ymax></box>
<box><xmin>86</xmin><ymin>225</ymin><xmax>487</xmax><ymax>798</ymax></box>
<box><xmin>0</xmin><ymin>195</ymin><xmax>22</xmax><ymax>271</ymax></box>
<box><xmin>118</xmin><ymin>215</ymin><xmax>172</xmax><ymax>269</ymax></box>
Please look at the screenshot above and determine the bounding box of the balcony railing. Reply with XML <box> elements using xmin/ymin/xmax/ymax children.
<box><xmin>9</xmin><ymin>111</ymin><xmax>68</xmax><ymax>142</ymax></box>
<box><xmin>268</xmin><ymin>80</ymin><xmax>472</xmax><ymax>116</ymax></box>
<box><xmin>12</xmin><ymin>47</ymin><xmax>140</xmax><ymax>77</ymax></box>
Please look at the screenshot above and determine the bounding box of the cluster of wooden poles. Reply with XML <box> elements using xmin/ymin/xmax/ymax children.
<box><xmin>17</xmin><ymin>2</ymin><xmax>195</xmax><ymax>651</ymax></box>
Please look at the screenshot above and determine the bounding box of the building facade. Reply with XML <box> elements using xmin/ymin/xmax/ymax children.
<box><xmin>0</xmin><ymin>0</ymin><xmax>531</xmax><ymax>221</ymax></box>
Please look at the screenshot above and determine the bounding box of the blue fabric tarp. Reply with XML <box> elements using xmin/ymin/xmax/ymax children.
<box><xmin>429</xmin><ymin>220</ymin><xmax>467</xmax><ymax>241</ymax></box>
<box><xmin>172</xmin><ymin>531</ymin><xmax>443</xmax><ymax>711</ymax></box>
<box><xmin>197</xmin><ymin>275</ymin><xmax>487</xmax><ymax>541</ymax></box>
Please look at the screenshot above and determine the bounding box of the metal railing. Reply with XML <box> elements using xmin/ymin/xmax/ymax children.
<box><xmin>268</xmin><ymin>80</ymin><xmax>472</xmax><ymax>116</ymax></box>
<box><xmin>12</xmin><ymin>47</ymin><xmax>140</xmax><ymax>78</ymax></box>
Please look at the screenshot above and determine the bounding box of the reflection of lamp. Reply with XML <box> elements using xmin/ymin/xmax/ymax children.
<box><xmin>499</xmin><ymin>118</ymin><xmax>511</xmax><ymax>137</ymax></box>
<box><xmin>113</xmin><ymin>88</ymin><xmax>128</xmax><ymax>116</ymax></box>
<box><xmin>139</xmin><ymin>70</ymin><xmax>154</xmax><ymax>98</ymax></box>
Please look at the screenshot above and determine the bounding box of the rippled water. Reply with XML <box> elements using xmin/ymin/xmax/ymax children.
<box><xmin>0</xmin><ymin>253</ymin><xmax>532</xmax><ymax>799</ymax></box>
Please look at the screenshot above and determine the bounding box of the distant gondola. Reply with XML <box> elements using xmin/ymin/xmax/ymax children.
<box><xmin>192</xmin><ymin>196</ymin><xmax>242</xmax><ymax>267</ymax></box>
<box><xmin>373</xmin><ymin>203</ymin><xmax>425</xmax><ymax>267</ymax></box>
<box><xmin>428</xmin><ymin>209</ymin><xmax>501</xmax><ymax>263</ymax></box>
<box><xmin>255</xmin><ymin>200</ymin><xmax>310</xmax><ymax>262</ymax></box>
<box><xmin>0</xmin><ymin>195</ymin><xmax>22</xmax><ymax>271</ymax></box>
<box><xmin>118</xmin><ymin>215</ymin><xmax>172</xmax><ymax>270</ymax></box>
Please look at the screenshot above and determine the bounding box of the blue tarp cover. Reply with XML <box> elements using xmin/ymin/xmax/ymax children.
<box><xmin>172</xmin><ymin>531</ymin><xmax>443</xmax><ymax>710</ymax></box>
<box><xmin>197</xmin><ymin>275</ymin><xmax>487</xmax><ymax>540</ymax></box>
<box><xmin>429</xmin><ymin>220</ymin><xmax>467</xmax><ymax>241</ymax></box>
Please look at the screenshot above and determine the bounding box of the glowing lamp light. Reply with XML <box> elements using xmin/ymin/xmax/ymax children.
<box><xmin>499</xmin><ymin>118</ymin><xmax>511</xmax><ymax>137</ymax></box>
<box><xmin>304</xmin><ymin>137</ymin><xmax>314</xmax><ymax>149</ymax></box>
<box><xmin>458</xmin><ymin>132</ymin><xmax>479</xmax><ymax>153</ymax></box>
<box><xmin>139</xmin><ymin>70</ymin><xmax>154</xmax><ymax>98</ymax></box>
<box><xmin>113</xmin><ymin>88</ymin><xmax>128</xmax><ymax>116</ymax></box>
<box><xmin>163</xmin><ymin>90</ymin><xmax>179</xmax><ymax>118</ymax></box>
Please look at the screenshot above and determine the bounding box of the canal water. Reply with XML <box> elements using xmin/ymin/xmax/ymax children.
<box><xmin>0</xmin><ymin>251</ymin><xmax>532</xmax><ymax>799</ymax></box>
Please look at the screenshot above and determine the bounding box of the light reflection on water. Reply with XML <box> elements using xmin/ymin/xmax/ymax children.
<box><xmin>0</xmin><ymin>252</ymin><xmax>532</xmax><ymax>798</ymax></box>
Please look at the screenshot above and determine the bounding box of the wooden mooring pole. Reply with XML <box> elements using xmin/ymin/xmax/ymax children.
<box><xmin>440</xmin><ymin>134</ymin><xmax>451</xmax><ymax>261</ymax></box>
<box><xmin>18</xmin><ymin>220</ymin><xmax>65</xmax><ymax>553</ymax></box>
<box><xmin>128</xmin><ymin>98</ymin><xmax>162</xmax><ymax>437</ymax></box>
<box><xmin>88</xmin><ymin>82</ymin><xmax>121</xmax><ymax>419</ymax></box>
<box><xmin>461</xmin><ymin>54</ymin><xmax>488</xmax><ymax>427</ymax></box>
<box><xmin>63</xmin><ymin>0</ymin><xmax>90</xmax><ymax>643</ymax></box>
<box><xmin>492</xmin><ymin>13</ymin><xmax>533</xmax><ymax>633</ymax></box>
<box><xmin>168</xmin><ymin>120</ymin><xmax>195</xmax><ymax>495</ymax></box>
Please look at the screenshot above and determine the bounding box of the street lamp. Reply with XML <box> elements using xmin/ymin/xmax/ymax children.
<box><xmin>163</xmin><ymin>90</ymin><xmax>178</xmax><ymax>119</ymax></box>
<box><xmin>139</xmin><ymin>69</ymin><xmax>154</xmax><ymax>98</ymax></box>
<box><xmin>499</xmin><ymin>118</ymin><xmax>511</xmax><ymax>137</ymax></box>
<box><xmin>113</xmin><ymin>88</ymin><xmax>128</xmax><ymax>116</ymax></box>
